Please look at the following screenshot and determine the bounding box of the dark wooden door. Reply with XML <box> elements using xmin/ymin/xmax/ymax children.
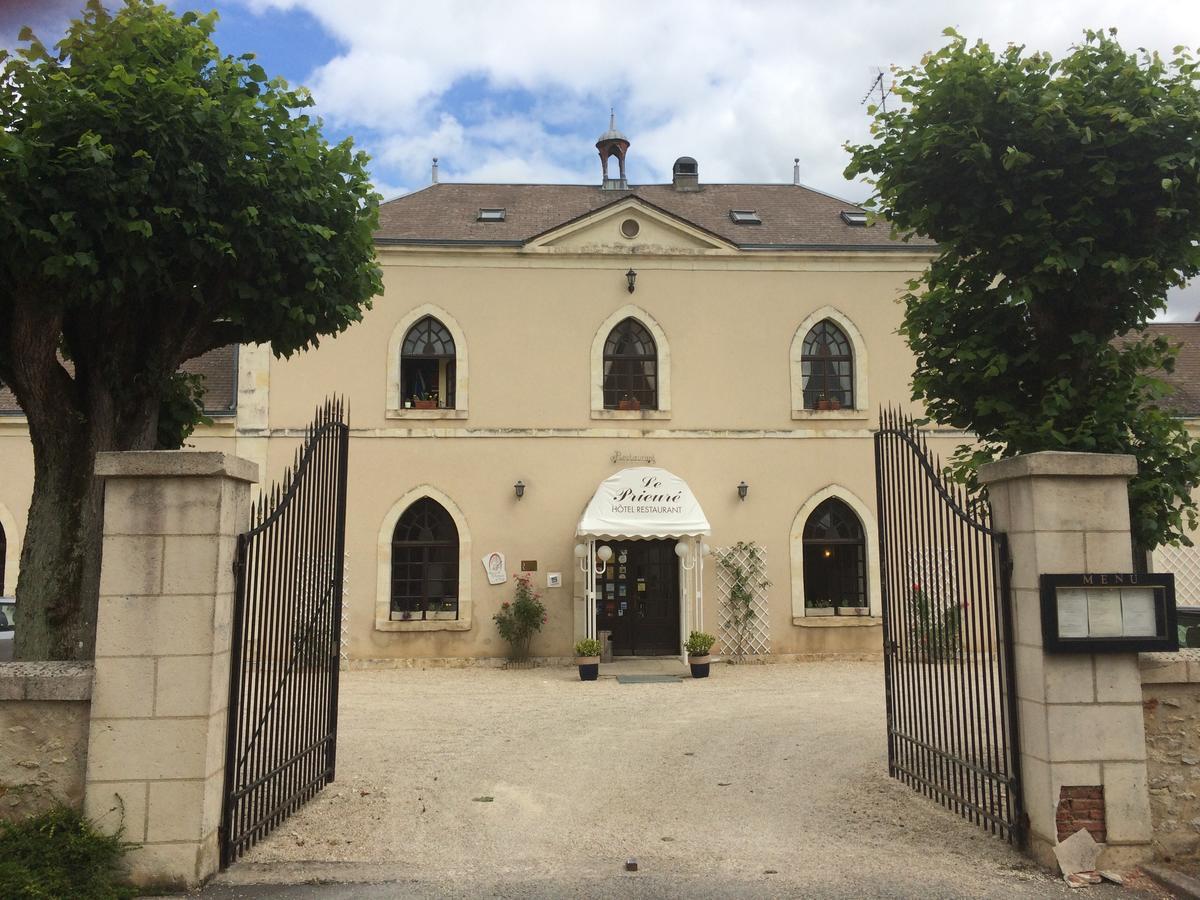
<box><xmin>595</xmin><ymin>540</ymin><xmax>680</xmax><ymax>656</ymax></box>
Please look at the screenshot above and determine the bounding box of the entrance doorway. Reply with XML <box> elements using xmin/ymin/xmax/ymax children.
<box><xmin>595</xmin><ymin>539</ymin><xmax>679</xmax><ymax>656</ymax></box>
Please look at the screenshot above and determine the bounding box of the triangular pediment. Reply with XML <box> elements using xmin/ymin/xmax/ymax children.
<box><xmin>525</xmin><ymin>197</ymin><xmax>736</xmax><ymax>254</ymax></box>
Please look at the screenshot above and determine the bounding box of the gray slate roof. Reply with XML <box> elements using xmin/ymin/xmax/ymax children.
<box><xmin>1140</xmin><ymin>323</ymin><xmax>1200</xmax><ymax>417</ymax></box>
<box><xmin>0</xmin><ymin>345</ymin><xmax>238</xmax><ymax>416</ymax></box>
<box><xmin>376</xmin><ymin>182</ymin><xmax>936</xmax><ymax>250</ymax></box>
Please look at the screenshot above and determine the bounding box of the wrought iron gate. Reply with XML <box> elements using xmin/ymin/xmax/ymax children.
<box><xmin>874</xmin><ymin>408</ymin><xmax>1024</xmax><ymax>845</ymax></box>
<box><xmin>220</xmin><ymin>400</ymin><xmax>349</xmax><ymax>867</ymax></box>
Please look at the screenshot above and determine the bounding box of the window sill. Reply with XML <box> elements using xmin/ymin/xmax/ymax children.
<box><xmin>790</xmin><ymin>409</ymin><xmax>870</xmax><ymax>421</ymax></box>
<box><xmin>793</xmin><ymin>616</ymin><xmax>882</xmax><ymax>628</ymax></box>
<box><xmin>386</xmin><ymin>408</ymin><xmax>469</xmax><ymax>420</ymax></box>
<box><xmin>591</xmin><ymin>409</ymin><xmax>672</xmax><ymax>421</ymax></box>
<box><xmin>376</xmin><ymin>618</ymin><xmax>471</xmax><ymax>633</ymax></box>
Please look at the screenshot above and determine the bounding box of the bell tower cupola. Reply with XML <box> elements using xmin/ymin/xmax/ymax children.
<box><xmin>596</xmin><ymin>109</ymin><xmax>630</xmax><ymax>190</ymax></box>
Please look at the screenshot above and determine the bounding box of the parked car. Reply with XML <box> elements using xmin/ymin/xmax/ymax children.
<box><xmin>0</xmin><ymin>598</ymin><xmax>13</xmax><ymax>662</ymax></box>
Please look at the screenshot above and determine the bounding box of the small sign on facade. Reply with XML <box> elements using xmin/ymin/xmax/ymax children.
<box><xmin>1039</xmin><ymin>573</ymin><xmax>1177</xmax><ymax>653</ymax></box>
<box><xmin>546</xmin><ymin>572</ymin><xmax>562</xmax><ymax>588</ymax></box>
<box><xmin>482</xmin><ymin>552</ymin><xmax>507</xmax><ymax>585</ymax></box>
<box><xmin>521</xmin><ymin>560</ymin><xmax>538</xmax><ymax>572</ymax></box>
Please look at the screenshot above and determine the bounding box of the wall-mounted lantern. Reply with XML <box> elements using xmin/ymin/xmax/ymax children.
<box><xmin>514</xmin><ymin>480</ymin><xmax>525</xmax><ymax>500</ymax></box>
<box><xmin>737</xmin><ymin>481</ymin><xmax>749</xmax><ymax>501</ymax></box>
<box><xmin>626</xmin><ymin>268</ymin><xmax>637</xmax><ymax>293</ymax></box>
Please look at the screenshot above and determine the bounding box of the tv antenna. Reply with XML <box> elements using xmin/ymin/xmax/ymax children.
<box><xmin>861</xmin><ymin>67</ymin><xmax>891</xmax><ymax>112</ymax></box>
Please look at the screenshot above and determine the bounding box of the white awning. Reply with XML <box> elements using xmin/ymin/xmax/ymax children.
<box><xmin>576</xmin><ymin>467</ymin><xmax>711</xmax><ymax>540</ymax></box>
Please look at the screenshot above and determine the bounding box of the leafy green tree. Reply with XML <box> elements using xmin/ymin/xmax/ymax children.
<box><xmin>0</xmin><ymin>0</ymin><xmax>381</xmax><ymax>660</ymax></box>
<box><xmin>846</xmin><ymin>29</ymin><xmax>1200</xmax><ymax>552</ymax></box>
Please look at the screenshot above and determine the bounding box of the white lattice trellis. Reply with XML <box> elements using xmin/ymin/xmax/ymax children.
<box><xmin>1154</xmin><ymin>543</ymin><xmax>1200</xmax><ymax>604</ymax></box>
<box><xmin>713</xmin><ymin>544</ymin><xmax>771</xmax><ymax>660</ymax></box>
<box><xmin>905</xmin><ymin>547</ymin><xmax>959</xmax><ymax>609</ymax></box>
<box><xmin>339</xmin><ymin>551</ymin><xmax>350</xmax><ymax>667</ymax></box>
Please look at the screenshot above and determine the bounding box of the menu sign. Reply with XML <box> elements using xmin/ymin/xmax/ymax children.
<box><xmin>1040</xmin><ymin>573</ymin><xmax>1177</xmax><ymax>653</ymax></box>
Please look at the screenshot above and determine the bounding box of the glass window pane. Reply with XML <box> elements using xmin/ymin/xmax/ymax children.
<box><xmin>392</xmin><ymin>498</ymin><xmax>460</xmax><ymax>614</ymax></box>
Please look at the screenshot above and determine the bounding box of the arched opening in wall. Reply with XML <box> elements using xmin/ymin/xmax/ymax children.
<box><xmin>401</xmin><ymin>316</ymin><xmax>457</xmax><ymax>409</ymax></box>
<box><xmin>390</xmin><ymin>496</ymin><xmax>460</xmax><ymax>622</ymax></box>
<box><xmin>802</xmin><ymin>497</ymin><xmax>867</xmax><ymax>615</ymax></box>
<box><xmin>801</xmin><ymin>320</ymin><xmax>854</xmax><ymax>410</ymax></box>
<box><xmin>603</xmin><ymin>317</ymin><xmax>657</xmax><ymax>410</ymax></box>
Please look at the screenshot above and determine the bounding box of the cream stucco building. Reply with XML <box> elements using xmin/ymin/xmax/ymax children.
<box><xmin>1</xmin><ymin>124</ymin><xmax>962</xmax><ymax>663</ymax></box>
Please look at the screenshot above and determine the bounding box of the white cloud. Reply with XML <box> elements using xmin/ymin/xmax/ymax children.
<box><xmin>237</xmin><ymin>0</ymin><xmax>1198</xmax><ymax>190</ymax></box>
<box><xmin>232</xmin><ymin>0</ymin><xmax>1200</xmax><ymax>313</ymax></box>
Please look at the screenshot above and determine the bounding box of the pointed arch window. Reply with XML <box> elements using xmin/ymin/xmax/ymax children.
<box><xmin>803</xmin><ymin>498</ymin><xmax>867</xmax><ymax>613</ymax></box>
<box><xmin>801</xmin><ymin>320</ymin><xmax>853</xmax><ymax>410</ymax></box>
<box><xmin>603</xmin><ymin>317</ymin><xmax>657</xmax><ymax>410</ymax></box>
<box><xmin>391</xmin><ymin>497</ymin><xmax>460</xmax><ymax>620</ymax></box>
<box><xmin>401</xmin><ymin>316</ymin><xmax>456</xmax><ymax>409</ymax></box>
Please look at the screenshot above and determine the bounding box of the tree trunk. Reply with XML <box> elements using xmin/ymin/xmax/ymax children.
<box><xmin>14</xmin><ymin>424</ymin><xmax>107</xmax><ymax>660</ymax></box>
<box><xmin>12</xmin><ymin>366</ymin><xmax>161</xmax><ymax>661</ymax></box>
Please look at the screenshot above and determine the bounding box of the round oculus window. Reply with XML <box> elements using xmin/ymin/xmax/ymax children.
<box><xmin>620</xmin><ymin>218</ymin><xmax>640</xmax><ymax>239</ymax></box>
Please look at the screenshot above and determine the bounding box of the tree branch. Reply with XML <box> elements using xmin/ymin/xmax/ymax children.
<box><xmin>180</xmin><ymin>319</ymin><xmax>251</xmax><ymax>361</ymax></box>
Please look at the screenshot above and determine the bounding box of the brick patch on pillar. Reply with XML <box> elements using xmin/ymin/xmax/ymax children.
<box><xmin>1056</xmin><ymin>785</ymin><xmax>1106</xmax><ymax>844</ymax></box>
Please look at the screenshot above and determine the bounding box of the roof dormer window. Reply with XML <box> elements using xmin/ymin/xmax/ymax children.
<box><xmin>730</xmin><ymin>210</ymin><xmax>761</xmax><ymax>225</ymax></box>
<box><xmin>840</xmin><ymin>210</ymin><xmax>868</xmax><ymax>226</ymax></box>
<box><xmin>477</xmin><ymin>208</ymin><xmax>506</xmax><ymax>222</ymax></box>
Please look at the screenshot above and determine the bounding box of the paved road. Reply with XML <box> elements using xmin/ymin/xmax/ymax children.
<box><xmin>174</xmin><ymin>663</ymin><xmax>1169</xmax><ymax>899</ymax></box>
<box><xmin>175</xmin><ymin>871</ymin><xmax>1150</xmax><ymax>899</ymax></box>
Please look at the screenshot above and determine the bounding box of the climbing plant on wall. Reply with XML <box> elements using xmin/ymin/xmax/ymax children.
<box><xmin>714</xmin><ymin>542</ymin><xmax>772</xmax><ymax>661</ymax></box>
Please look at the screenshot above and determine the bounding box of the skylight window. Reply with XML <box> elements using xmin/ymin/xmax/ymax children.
<box><xmin>841</xmin><ymin>210</ymin><xmax>868</xmax><ymax>226</ymax></box>
<box><xmin>477</xmin><ymin>208</ymin><xmax>506</xmax><ymax>222</ymax></box>
<box><xmin>729</xmin><ymin>210</ymin><xmax>761</xmax><ymax>225</ymax></box>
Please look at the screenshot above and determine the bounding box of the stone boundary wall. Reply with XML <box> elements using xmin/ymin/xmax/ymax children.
<box><xmin>0</xmin><ymin>662</ymin><xmax>93</xmax><ymax>820</ymax></box>
<box><xmin>1141</xmin><ymin>650</ymin><xmax>1200</xmax><ymax>863</ymax></box>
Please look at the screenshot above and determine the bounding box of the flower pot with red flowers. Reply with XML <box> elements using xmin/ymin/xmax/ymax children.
<box><xmin>574</xmin><ymin>638</ymin><xmax>602</xmax><ymax>681</ymax></box>
<box><xmin>684</xmin><ymin>630</ymin><xmax>716</xmax><ymax>678</ymax></box>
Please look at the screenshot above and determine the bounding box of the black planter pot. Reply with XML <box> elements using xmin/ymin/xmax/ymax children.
<box><xmin>689</xmin><ymin>654</ymin><xmax>711</xmax><ymax>678</ymax></box>
<box><xmin>577</xmin><ymin>657</ymin><xmax>600</xmax><ymax>681</ymax></box>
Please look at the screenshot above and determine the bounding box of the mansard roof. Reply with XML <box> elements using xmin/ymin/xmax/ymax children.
<box><xmin>375</xmin><ymin>182</ymin><xmax>935</xmax><ymax>251</ymax></box>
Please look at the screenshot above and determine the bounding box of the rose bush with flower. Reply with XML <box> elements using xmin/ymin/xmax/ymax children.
<box><xmin>909</xmin><ymin>582</ymin><xmax>964</xmax><ymax>662</ymax></box>
<box><xmin>493</xmin><ymin>573</ymin><xmax>547</xmax><ymax>661</ymax></box>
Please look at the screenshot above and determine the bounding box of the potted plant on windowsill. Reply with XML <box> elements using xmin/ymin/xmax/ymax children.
<box><xmin>618</xmin><ymin>395</ymin><xmax>641</xmax><ymax>411</ymax></box>
<box><xmin>413</xmin><ymin>390</ymin><xmax>439</xmax><ymax>410</ymax></box>
<box><xmin>684</xmin><ymin>630</ymin><xmax>716</xmax><ymax>678</ymax></box>
<box><xmin>574</xmin><ymin>638</ymin><xmax>602</xmax><ymax>681</ymax></box>
<box><xmin>806</xmin><ymin>598</ymin><xmax>835</xmax><ymax>617</ymax></box>
<box><xmin>837</xmin><ymin>604</ymin><xmax>869</xmax><ymax>616</ymax></box>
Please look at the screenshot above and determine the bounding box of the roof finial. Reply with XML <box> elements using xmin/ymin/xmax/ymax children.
<box><xmin>610</xmin><ymin>107</ymin><xmax>617</xmax><ymax>131</ymax></box>
<box><xmin>432</xmin><ymin>157</ymin><xmax>439</xmax><ymax>185</ymax></box>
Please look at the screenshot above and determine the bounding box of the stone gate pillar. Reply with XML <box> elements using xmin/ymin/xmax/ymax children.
<box><xmin>84</xmin><ymin>452</ymin><xmax>257</xmax><ymax>890</ymax></box>
<box><xmin>979</xmin><ymin>451</ymin><xmax>1152</xmax><ymax>869</ymax></box>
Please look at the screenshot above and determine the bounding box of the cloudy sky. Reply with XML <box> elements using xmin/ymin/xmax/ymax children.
<box><xmin>3</xmin><ymin>0</ymin><xmax>1198</xmax><ymax>318</ymax></box>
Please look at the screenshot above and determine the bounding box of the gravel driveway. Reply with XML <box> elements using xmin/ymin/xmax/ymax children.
<box><xmin>222</xmin><ymin>662</ymin><xmax>1146</xmax><ymax>898</ymax></box>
